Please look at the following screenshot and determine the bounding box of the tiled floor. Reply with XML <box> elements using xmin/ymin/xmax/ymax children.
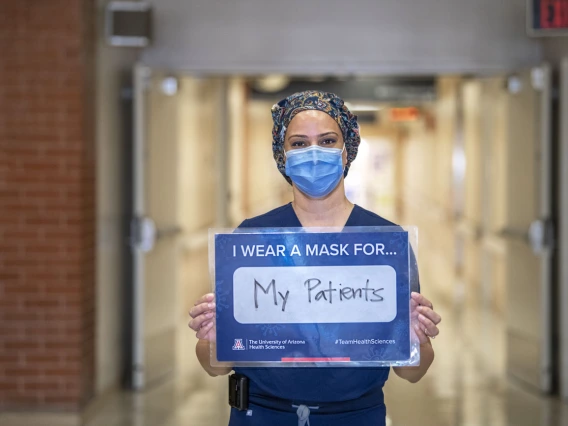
<box><xmin>74</xmin><ymin>282</ymin><xmax>568</xmax><ymax>426</ymax></box>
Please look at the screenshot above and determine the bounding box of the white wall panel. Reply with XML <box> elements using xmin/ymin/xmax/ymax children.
<box><xmin>142</xmin><ymin>0</ymin><xmax>541</xmax><ymax>74</ymax></box>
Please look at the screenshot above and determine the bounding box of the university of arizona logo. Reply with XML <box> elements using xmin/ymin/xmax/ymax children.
<box><xmin>232</xmin><ymin>339</ymin><xmax>246</xmax><ymax>350</ymax></box>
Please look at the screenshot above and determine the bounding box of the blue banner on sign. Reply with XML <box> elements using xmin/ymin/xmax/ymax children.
<box><xmin>213</xmin><ymin>228</ymin><xmax>411</xmax><ymax>364</ymax></box>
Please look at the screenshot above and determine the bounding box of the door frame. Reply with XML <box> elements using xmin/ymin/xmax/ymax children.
<box><xmin>537</xmin><ymin>63</ymin><xmax>553</xmax><ymax>393</ymax></box>
<box><xmin>560</xmin><ymin>58</ymin><xmax>568</xmax><ymax>401</ymax></box>
<box><xmin>130</xmin><ymin>63</ymin><xmax>151</xmax><ymax>390</ymax></box>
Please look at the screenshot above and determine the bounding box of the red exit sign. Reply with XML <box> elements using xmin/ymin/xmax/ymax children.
<box><xmin>389</xmin><ymin>107</ymin><xmax>420</xmax><ymax>122</ymax></box>
<box><xmin>530</xmin><ymin>0</ymin><xmax>568</xmax><ymax>35</ymax></box>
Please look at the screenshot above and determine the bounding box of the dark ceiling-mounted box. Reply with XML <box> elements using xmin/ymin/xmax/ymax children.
<box><xmin>105</xmin><ymin>1</ymin><xmax>152</xmax><ymax>47</ymax></box>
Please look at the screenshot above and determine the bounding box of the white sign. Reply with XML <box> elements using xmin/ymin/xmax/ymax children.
<box><xmin>233</xmin><ymin>265</ymin><xmax>397</xmax><ymax>324</ymax></box>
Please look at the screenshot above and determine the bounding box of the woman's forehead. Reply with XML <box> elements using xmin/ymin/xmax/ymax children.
<box><xmin>287</xmin><ymin>110</ymin><xmax>342</xmax><ymax>134</ymax></box>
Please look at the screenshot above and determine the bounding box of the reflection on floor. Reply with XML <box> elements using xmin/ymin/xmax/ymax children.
<box><xmin>84</xmin><ymin>372</ymin><xmax>230</xmax><ymax>426</ymax></box>
<box><xmin>79</xmin><ymin>282</ymin><xmax>568</xmax><ymax>426</ymax></box>
<box><xmin>383</xmin><ymin>283</ymin><xmax>568</xmax><ymax>426</ymax></box>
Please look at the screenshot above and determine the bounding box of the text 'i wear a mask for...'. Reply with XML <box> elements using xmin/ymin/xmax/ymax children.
<box><xmin>285</xmin><ymin>145</ymin><xmax>345</xmax><ymax>199</ymax></box>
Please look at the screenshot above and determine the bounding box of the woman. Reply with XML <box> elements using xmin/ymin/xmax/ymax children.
<box><xmin>189</xmin><ymin>91</ymin><xmax>441</xmax><ymax>426</ymax></box>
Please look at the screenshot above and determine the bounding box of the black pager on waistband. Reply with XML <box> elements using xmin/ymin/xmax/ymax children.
<box><xmin>229</xmin><ymin>373</ymin><xmax>249</xmax><ymax>411</ymax></box>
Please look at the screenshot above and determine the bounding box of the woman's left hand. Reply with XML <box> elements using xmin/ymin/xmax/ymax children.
<box><xmin>410</xmin><ymin>292</ymin><xmax>441</xmax><ymax>344</ymax></box>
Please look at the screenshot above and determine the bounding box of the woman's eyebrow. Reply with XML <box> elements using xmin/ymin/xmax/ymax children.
<box><xmin>287</xmin><ymin>131</ymin><xmax>339</xmax><ymax>139</ymax></box>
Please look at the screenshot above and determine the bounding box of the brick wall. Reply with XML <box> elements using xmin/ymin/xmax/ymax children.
<box><xmin>0</xmin><ymin>0</ymin><xmax>96</xmax><ymax>411</ymax></box>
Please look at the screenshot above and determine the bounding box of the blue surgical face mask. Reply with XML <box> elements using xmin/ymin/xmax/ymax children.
<box><xmin>284</xmin><ymin>145</ymin><xmax>345</xmax><ymax>199</ymax></box>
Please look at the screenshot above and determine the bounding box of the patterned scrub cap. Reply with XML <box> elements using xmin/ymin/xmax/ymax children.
<box><xmin>271</xmin><ymin>90</ymin><xmax>361</xmax><ymax>184</ymax></box>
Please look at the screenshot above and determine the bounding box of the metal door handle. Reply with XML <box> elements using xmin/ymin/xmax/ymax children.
<box><xmin>498</xmin><ymin>227</ymin><xmax>527</xmax><ymax>241</ymax></box>
<box><xmin>129</xmin><ymin>217</ymin><xmax>183</xmax><ymax>253</ymax></box>
<box><xmin>130</xmin><ymin>216</ymin><xmax>157</xmax><ymax>253</ymax></box>
<box><xmin>156</xmin><ymin>226</ymin><xmax>183</xmax><ymax>239</ymax></box>
<box><xmin>528</xmin><ymin>218</ymin><xmax>554</xmax><ymax>255</ymax></box>
<box><xmin>498</xmin><ymin>219</ymin><xmax>554</xmax><ymax>254</ymax></box>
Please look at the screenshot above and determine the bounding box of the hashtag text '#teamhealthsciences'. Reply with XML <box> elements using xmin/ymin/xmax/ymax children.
<box><xmin>335</xmin><ymin>339</ymin><xmax>396</xmax><ymax>345</ymax></box>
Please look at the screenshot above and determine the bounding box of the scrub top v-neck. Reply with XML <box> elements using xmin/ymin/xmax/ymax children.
<box><xmin>287</xmin><ymin>202</ymin><xmax>358</xmax><ymax>229</ymax></box>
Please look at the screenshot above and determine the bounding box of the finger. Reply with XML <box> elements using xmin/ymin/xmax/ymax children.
<box><xmin>417</xmin><ymin>313</ymin><xmax>439</xmax><ymax>337</ymax></box>
<box><xmin>411</xmin><ymin>292</ymin><xmax>432</xmax><ymax>308</ymax></box>
<box><xmin>411</xmin><ymin>292</ymin><xmax>433</xmax><ymax>309</ymax></box>
<box><xmin>194</xmin><ymin>293</ymin><xmax>215</xmax><ymax>306</ymax></box>
<box><xmin>417</xmin><ymin>306</ymin><xmax>442</xmax><ymax>325</ymax></box>
<box><xmin>413</xmin><ymin>323</ymin><xmax>429</xmax><ymax>344</ymax></box>
<box><xmin>409</xmin><ymin>296</ymin><xmax>419</xmax><ymax>310</ymax></box>
<box><xmin>196</xmin><ymin>322</ymin><xmax>214</xmax><ymax>339</ymax></box>
<box><xmin>189</xmin><ymin>302</ymin><xmax>216</xmax><ymax>319</ymax></box>
<box><xmin>188</xmin><ymin>311</ymin><xmax>215</xmax><ymax>331</ymax></box>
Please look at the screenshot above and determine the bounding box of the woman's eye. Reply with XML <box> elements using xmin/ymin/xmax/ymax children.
<box><xmin>291</xmin><ymin>141</ymin><xmax>306</xmax><ymax>147</ymax></box>
<box><xmin>321</xmin><ymin>139</ymin><xmax>336</xmax><ymax>145</ymax></box>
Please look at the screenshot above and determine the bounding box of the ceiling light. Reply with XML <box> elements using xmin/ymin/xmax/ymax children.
<box><xmin>253</xmin><ymin>75</ymin><xmax>290</xmax><ymax>93</ymax></box>
<box><xmin>345</xmin><ymin>102</ymin><xmax>381</xmax><ymax>112</ymax></box>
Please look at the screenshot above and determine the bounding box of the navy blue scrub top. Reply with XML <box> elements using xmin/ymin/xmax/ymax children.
<box><xmin>229</xmin><ymin>203</ymin><xmax>420</xmax><ymax>426</ymax></box>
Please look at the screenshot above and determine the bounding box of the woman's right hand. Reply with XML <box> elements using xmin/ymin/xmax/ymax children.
<box><xmin>188</xmin><ymin>293</ymin><xmax>216</xmax><ymax>342</ymax></box>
